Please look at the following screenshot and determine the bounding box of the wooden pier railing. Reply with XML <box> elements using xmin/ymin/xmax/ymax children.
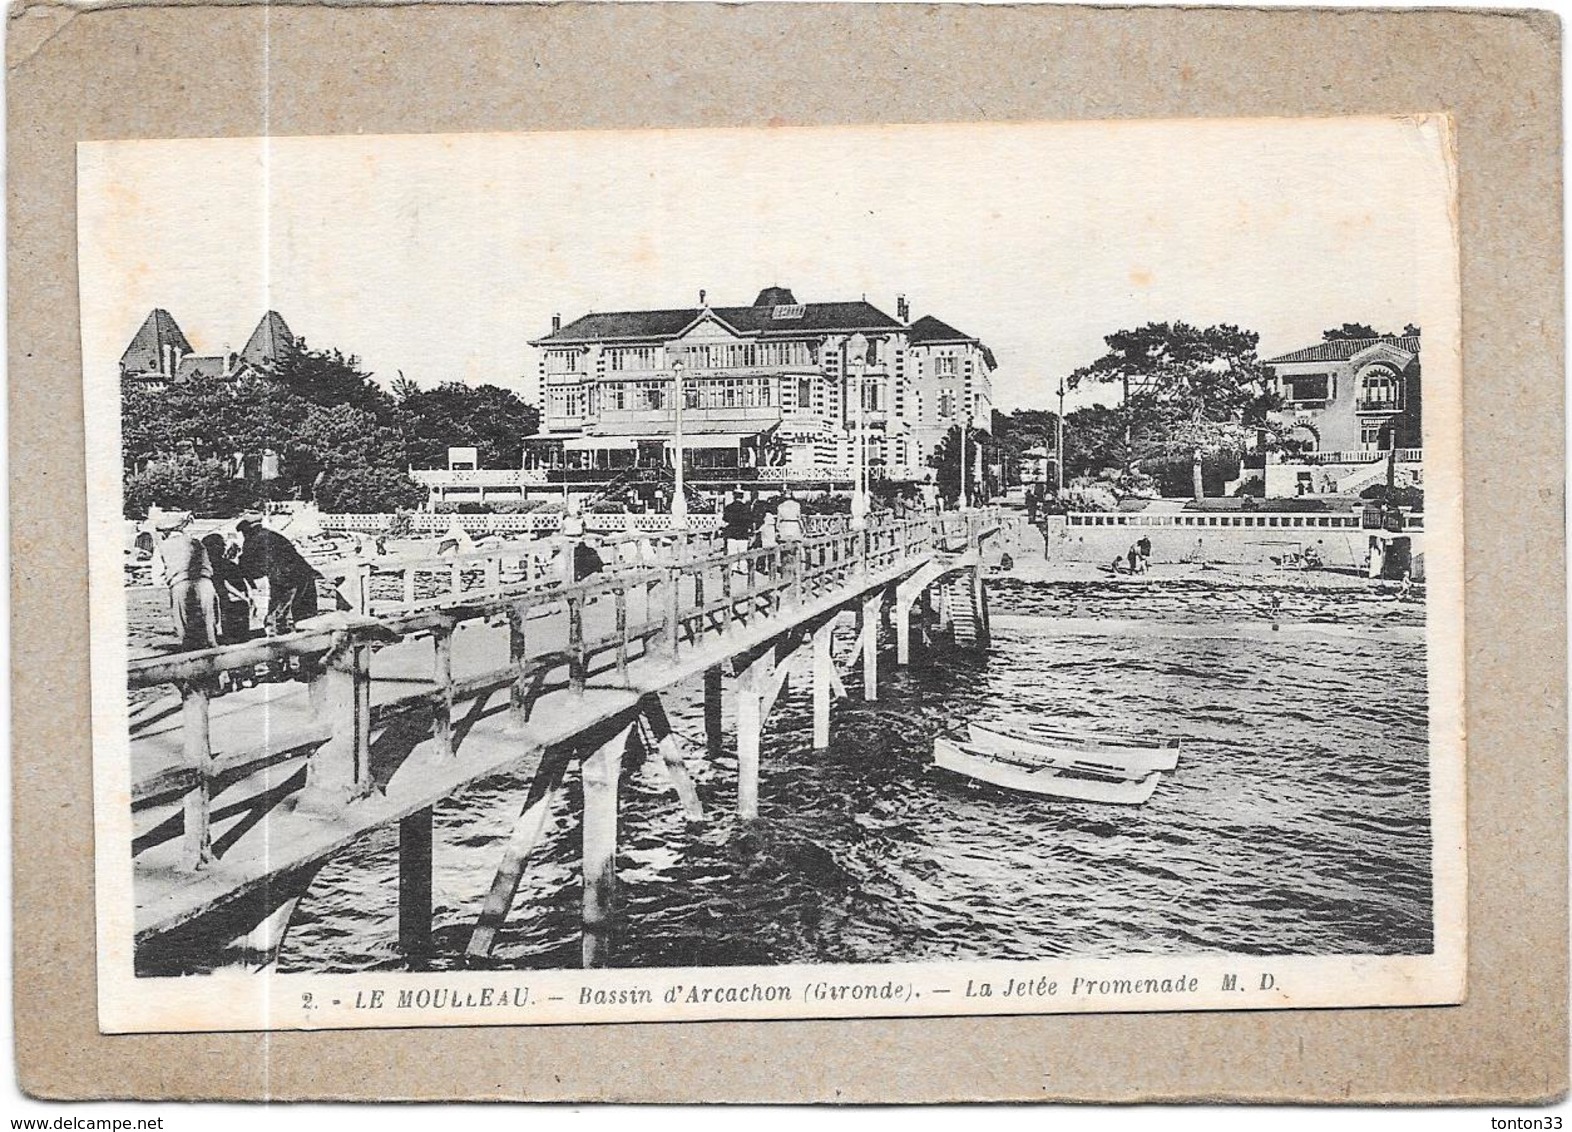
<box><xmin>125</xmin><ymin>507</ymin><xmax>1004</xmax><ymax>959</ymax></box>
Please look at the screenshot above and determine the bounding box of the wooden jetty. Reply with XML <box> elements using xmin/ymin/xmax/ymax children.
<box><xmin>125</xmin><ymin>509</ymin><xmax>1010</xmax><ymax>971</ymax></box>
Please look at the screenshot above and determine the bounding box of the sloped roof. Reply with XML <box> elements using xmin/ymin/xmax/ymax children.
<box><xmin>907</xmin><ymin>314</ymin><xmax>998</xmax><ymax>370</ymax></box>
<box><xmin>240</xmin><ymin>310</ymin><xmax>295</xmax><ymax>368</ymax></box>
<box><xmin>752</xmin><ymin>286</ymin><xmax>797</xmax><ymax>307</ymax></box>
<box><xmin>907</xmin><ymin>314</ymin><xmax>972</xmax><ymax>344</ymax></box>
<box><xmin>532</xmin><ymin>295</ymin><xmax>904</xmax><ymax>345</ymax></box>
<box><xmin>1263</xmin><ymin>335</ymin><xmax>1421</xmax><ymax>366</ymax></box>
<box><xmin>119</xmin><ymin>309</ymin><xmax>192</xmax><ymax>374</ymax></box>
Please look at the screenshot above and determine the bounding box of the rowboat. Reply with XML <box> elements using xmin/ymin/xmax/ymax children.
<box><xmin>966</xmin><ymin>722</ymin><xmax>1180</xmax><ymax>775</ymax></box>
<box><xmin>932</xmin><ymin>737</ymin><xmax>1163</xmax><ymax>805</ymax></box>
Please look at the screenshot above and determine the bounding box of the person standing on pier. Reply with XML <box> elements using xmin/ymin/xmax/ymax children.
<box><xmin>237</xmin><ymin>517</ymin><xmax>322</xmax><ymax>635</ymax></box>
<box><xmin>153</xmin><ymin>509</ymin><xmax>221</xmax><ymax>650</ymax></box>
<box><xmin>776</xmin><ymin>490</ymin><xmax>804</xmax><ymax>544</ymax></box>
<box><xmin>1026</xmin><ymin>485</ymin><xmax>1040</xmax><ymax>526</ymax></box>
<box><xmin>722</xmin><ymin>490</ymin><xmax>753</xmax><ymax>558</ymax></box>
<box><xmin>201</xmin><ymin>532</ymin><xmax>253</xmax><ymax>644</ymax></box>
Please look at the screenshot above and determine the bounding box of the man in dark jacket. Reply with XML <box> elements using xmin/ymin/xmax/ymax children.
<box><xmin>237</xmin><ymin>518</ymin><xmax>322</xmax><ymax>634</ymax></box>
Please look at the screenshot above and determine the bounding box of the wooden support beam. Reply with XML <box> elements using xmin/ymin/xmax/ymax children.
<box><xmin>812</xmin><ymin>618</ymin><xmax>834</xmax><ymax>749</ymax></box>
<box><xmin>861</xmin><ymin>593</ymin><xmax>880</xmax><ymax>700</ymax></box>
<box><xmin>662</xmin><ymin>566</ymin><xmax>681</xmax><ymax>657</ymax></box>
<box><xmin>466</xmin><ymin>750</ymin><xmax>571</xmax><ymax>959</ymax></box>
<box><xmin>614</xmin><ymin>586</ymin><xmax>630</xmax><ymax>683</ymax></box>
<box><xmin>639</xmin><ymin>695</ymin><xmax>704</xmax><ymax>821</ymax></box>
<box><xmin>228</xmin><ymin>895</ymin><xmax>303</xmax><ymax>970</ymax></box>
<box><xmin>973</xmin><ymin>565</ymin><xmax>992</xmax><ymax>648</ymax></box>
<box><xmin>179</xmin><ymin>679</ymin><xmax>214</xmax><ymax>871</ymax></box>
<box><xmin>735</xmin><ymin>648</ymin><xmax>772</xmax><ymax>820</ymax></box>
<box><xmin>302</xmin><ymin>634</ymin><xmax>371</xmax><ymax>810</ymax></box>
<box><xmin>581</xmin><ymin>723</ymin><xmax>633</xmax><ymax>969</ymax></box>
<box><xmin>759</xmin><ymin>641</ymin><xmax>798</xmax><ymax>721</ymax></box>
<box><xmin>432</xmin><ymin>620</ymin><xmax>455</xmax><ymax>759</ymax></box>
<box><xmin>567</xmin><ymin>594</ymin><xmax>587</xmax><ymax>696</ymax></box>
<box><xmin>507</xmin><ymin>600</ymin><xmax>529</xmax><ymax>728</ymax></box>
<box><xmin>704</xmin><ymin>665</ymin><xmax>724</xmax><ymax>761</ymax></box>
<box><xmin>895</xmin><ymin>589</ymin><xmax>914</xmax><ymax>666</ymax></box>
<box><xmin>399</xmin><ymin>806</ymin><xmax>434</xmax><ymax>961</ymax></box>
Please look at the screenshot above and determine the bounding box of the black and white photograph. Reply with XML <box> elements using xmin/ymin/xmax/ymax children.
<box><xmin>80</xmin><ymin>118</ymin><xmax>1464</xmax><ymax>1033</ymax></box>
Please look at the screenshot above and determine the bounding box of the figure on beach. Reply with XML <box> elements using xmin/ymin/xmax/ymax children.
<box><xmin>1126</xmin><ymin>536</ymin><xmax>1152</xmax><ymax>575</ymax></box>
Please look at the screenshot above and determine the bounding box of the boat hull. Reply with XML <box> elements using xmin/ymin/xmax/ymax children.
<box><xmin>967</xmin><ymin>723</ymin><xmax>1179</xmax><ymax>775</ymax></box>
<box><xmin>933</xmin><ymin>738</ymin><xmax>1161</xmax><ymax>804</ymax></box>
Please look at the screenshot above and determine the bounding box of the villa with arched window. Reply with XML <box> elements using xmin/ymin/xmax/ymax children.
<box><xmin>1258</xmin><ymin>333</ymin><xmax>1422</xmax><ymax>496</ymax></box>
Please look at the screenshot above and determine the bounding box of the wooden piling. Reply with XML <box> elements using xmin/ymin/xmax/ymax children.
<box><xmin>581</xmin><ymin>723</ymin><xmax>633</xmax><ymax>968</ymax></box>
<box><xmin>973</xmin><ymin>564</ymin><xmax>992</xmax><ymax>648</ymax></box>
<box><xmin>432</xmin><ymin>621</ymin><xmax>455</xmax><ymax>758</ymax></box>
<box><xmin>614</xmin><ymin>585</ymin><xmax>629</xmax><ymax>683</ymax></box>
<box><xmin>507</xmin><ymin>600</ymin><xmax>529</xmax><ymax>728</ymax></box>
<box><xmin>735</xmin><ymin>650</ymin><xmax>771</xmax><ymax>820</ymax></box>
<box><xmin>861</xmin><ymin>593</ymin><xmax>880</xmax><ymax>700</ymax></box>
<box><xmin>399</xmin><ymin>806</ymin><xmax>433</xmax><ymax>960</ymax></box>
<box><xmin>704</xmin><ymin>665</ymin><xmax>724</xmax><ymax>761</ymax></box>
<box><xmin>567</xmin><ymin>593</ymin><xmax>586</xmax><ymax>695</ymax></box>
<box><xmin>304</xmin><ymin>634</ymin><xmax>371</xmax><ymax>808</ymax></box>
<box><xmin>812</xmin><ymin>618</ymin><xmax>834</xmax><ymax>749</ymax></box>
<box><xmin>179</xmin><ymin>679</ymin><xmax>214</xmax><ymax>870</ymax></box>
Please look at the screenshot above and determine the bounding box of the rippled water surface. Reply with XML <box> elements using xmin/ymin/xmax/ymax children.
<box><xmin>278</xmin><ymin>580</ymin><xmax>1432</xmax><ymax>972</ymax></box>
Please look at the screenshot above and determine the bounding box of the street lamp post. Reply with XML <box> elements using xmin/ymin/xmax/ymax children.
<box><xmin>1056</xmin><ymin>378</ymin><xmax>1066</xmax><ymax>495</ymax></box>
<box><xmin>670</xmin><ymin>356</ymin><xmax>687</xmax><ymax>526</ymax></box>
<box><xmin>959</xmin><ymin>410</ymin><xmax>968</xmax><ymax>510</ymax></box>
<box><xmin>846</xmin><ymin>333</ymin><xmax>870</xmax><ymax>530</ymax></box>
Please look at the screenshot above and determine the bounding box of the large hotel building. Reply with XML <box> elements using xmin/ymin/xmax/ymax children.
<box><xmin>513</xmin><ymin>286</ymin><xmax>996</xmax><ymax>497</ymax></box>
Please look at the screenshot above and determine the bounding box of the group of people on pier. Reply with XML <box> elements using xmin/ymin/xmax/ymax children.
<box><xmin>148</xmin><ymin>508</ymin><xmax>326</xmax><ymax>652</ymax></box>
<box><xmin>719</xmin><ymin>489</ymin><xmax>807</xmax><ymax>556</ymax></box>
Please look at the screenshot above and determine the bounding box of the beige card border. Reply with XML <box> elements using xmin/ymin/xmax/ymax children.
<box><xmin>10</xmin><ymin>1</ymin><xmax>1565</xmax><ymax>1103</ymax></box>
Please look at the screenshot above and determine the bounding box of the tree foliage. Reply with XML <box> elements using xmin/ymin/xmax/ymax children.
<box><xmin>931</xmin><ymin>423</ymin><xmax>991</xmax><ymax>505</ymax></box>
<box><xmin>123</xmin><ymin>456</ymin><xmax>260</xmax><ymax>518</ymax></box>
<box><xmin>400</xmin><ymin>382</ymin><xmax>541</xmax><ymax>468</ymax></box>
<box><xmin>118</xmin><ymin>341</ymin><xmax>534</xmax><ymax>516</ymax></box>
<box><xmin>989</xmin><ymin>408</ymin><xmax>1058</xmax><ymax>484</ymax></box>
<box><xmin>1065</xmin><ymin>322</ymin><xmax>1275</xmax><ymax>498</ymax></box>
<box><xmin>1322</xmin><ymin>322</ymin><xmax>1421</xmax><ymax>340</ymax></box>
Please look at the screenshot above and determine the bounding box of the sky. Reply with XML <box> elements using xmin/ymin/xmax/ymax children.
<box><xmin>78</xmin><ymin>118</ymin><xmax>1456</xmax><ymax>413</ymax></box>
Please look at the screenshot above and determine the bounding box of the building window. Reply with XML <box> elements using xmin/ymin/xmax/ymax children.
<box><xmin>1283</xmin><ymin>373</ymin><xmax>1330</xmax><ymax>404</ymax></box>
<box><xmin>607</xmin><ymin>346</ymin><xmax>660</xmax><ymax>371</ymax></box>
<box><xmin>546</xmin><ymin>350</ymin><xmax>581</xmax><ymax>374</ymax></box>
<box><xmin>938</xmin><ymin>391</ymin><xmax>955</xmax><ymax>418</ymax></box>
<box><xmin>1361</xmin><ymin>419</ymin><xmax>1391</xmax><ymax>449</ymax></box>
<box><xmin>1358</xmin><ymin>366</ymin><xmax>1404</xmax><ymax>411</ymax></box>
<box><xmin>935</xmin><ymin>356</ymin><xmax>958</xmax><ymax>376</ymax></box>
<box><xmin>797</xmin><ymin>377</ymin><xmax>813</xmax><ymax>409</ymax></box>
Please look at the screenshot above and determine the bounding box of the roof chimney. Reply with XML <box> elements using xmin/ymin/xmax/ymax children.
<box><xmin>699</xmin><ymin>289</ymin><xmax>707</xmax><ymax>307</ymax></box>
<box><xmin>897</xmin><ymin>294</ymin><xmax>910</xmax><ymax>323</ymax></box>
<box><xmin>551</xmin><ymin>312</ymin><xmax>561</xmax><ymax>332</ymax></box>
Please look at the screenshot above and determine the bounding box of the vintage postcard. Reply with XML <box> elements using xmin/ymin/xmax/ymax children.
<box><xmin>80</xmin><ymin>117</ymin><xmax>1464</xmax><ymax>1034</ymax></box>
